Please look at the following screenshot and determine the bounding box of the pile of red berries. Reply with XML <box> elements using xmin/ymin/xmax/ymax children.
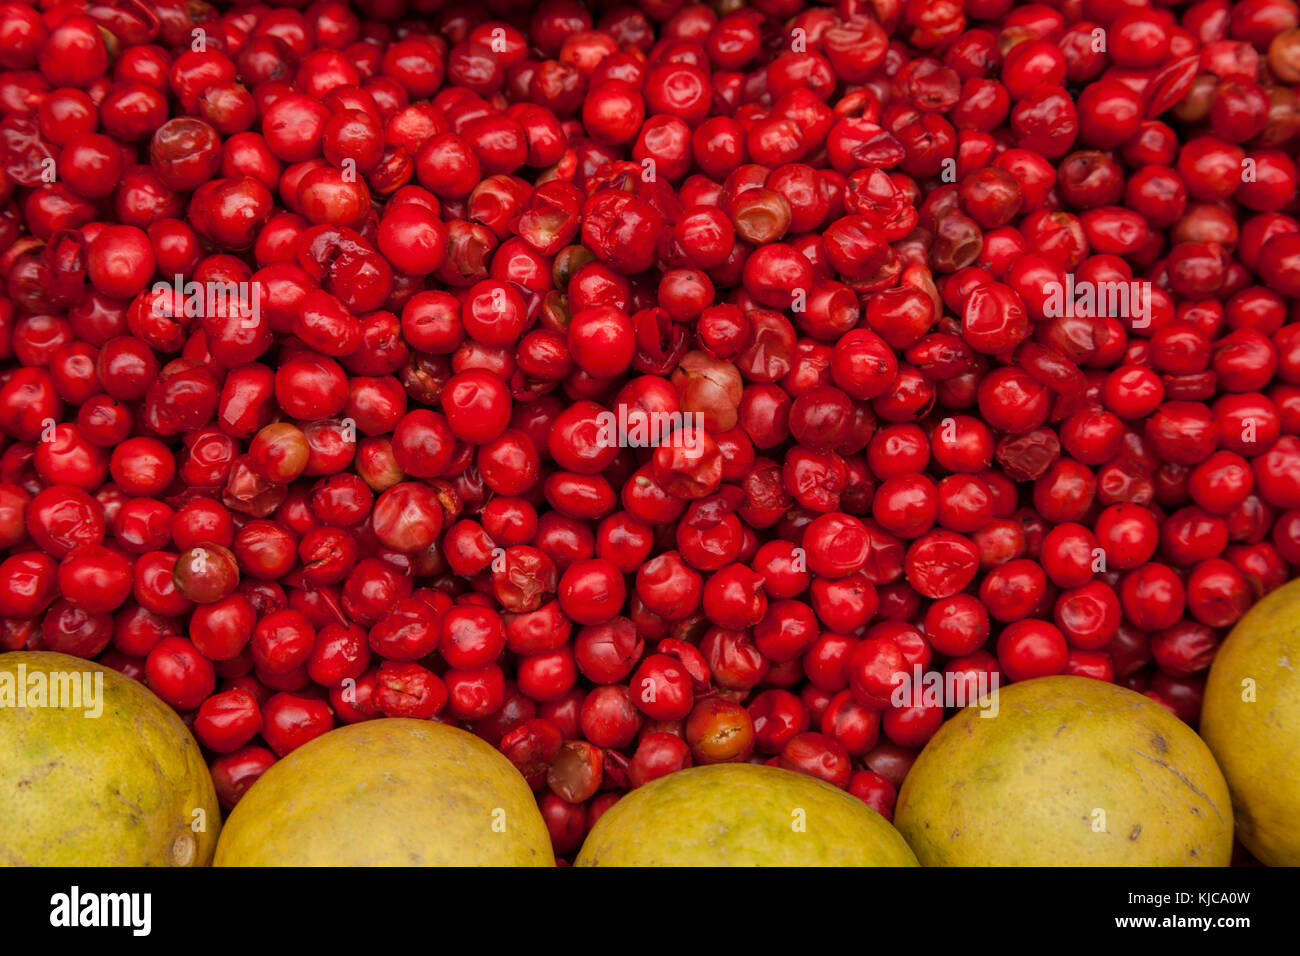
<box><xmin>1</xmin><ymin>0</ymin><xmax>1299</xmax><ymax>857</ymax></box>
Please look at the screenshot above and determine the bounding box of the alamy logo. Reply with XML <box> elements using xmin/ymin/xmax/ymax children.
<box><xmin>1043</xmin><ymin>274</ymin><xmax>1151</xmax><ymax>328</ymax></box>
<box><xmin>151</xmin><ymin>274</ymin><xmax>262</xmax><ymax>322</ymax></box>
<box><xmin>594</xmin><ymin>408</ymin><xmax>705</xmax><ymax>449</ymax></box>
<box><xmin>0</xmin><ymin>664</ymin><xmax>102</xmax><ymax>717</ymax></box>
<box><xmin>50</xmin><ymin>887</ymin><xmax>151</xmax><ymax>936</ymax></box>
<box><xmin>890</xmin><ymin>664</ymin><xmax>1000</xmax><ymax>717</ymax></box>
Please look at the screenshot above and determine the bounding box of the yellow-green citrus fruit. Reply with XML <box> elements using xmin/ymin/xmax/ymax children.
<box><xmin>1201</xmin><ymin>577</ymin><xmax>1300</xmax><ymax>866</ymax></box>
<box><xmin>0</xmin><ymin>650</ymin><xmax>219</xmax><ymax>866</ymax></box>
<box><xmin>214</xmin><ymin>718</ymin><xmax>553</xmax><ymax>866</ymax></box>
<box><xmin>896</xmin><ymin>675</ymin><xmax>1232</xmax><ymax>866</ymax></box>
<box><xmin>575</xmin><ymin>763</ymin><xmax>918</xmax><ymax>866</ymax></box>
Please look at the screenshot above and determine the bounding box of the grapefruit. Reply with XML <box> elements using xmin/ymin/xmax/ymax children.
<box><xmin>895</xmin><ymin>675</ymin><xmax>1232</xmax><ymax>866</ymax></box>
<box><xmin>1201</xmin><ymin>577</ymin><xmax>1300</xmax><ymax>865</ymax></box>
<box><xmin>576</xmin><ymin>763</ymin><xmax>918</xmax><ymax>866</ymax></box>
<box><xmin>0</xmin><ymin>650</ymin><xmax>219</xmax><ymax>866</ymax></box>
<box><xmin>214</xmin><ymin>718</ymin><xmax>553</xmax><ymax>866</ymax></box>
